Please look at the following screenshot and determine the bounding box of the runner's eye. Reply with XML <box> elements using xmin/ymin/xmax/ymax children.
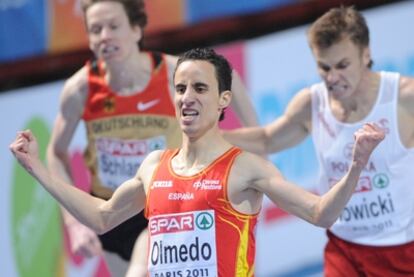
<box><xmin>89</xmin><ymin>25</ymin><xmax>102</xmax><ymax>35</ymax></box>
<box><xmin>175</xmin><ymin>85</ymin><xmax>186</xmax><ymax>94</ymax></box>
<box><xmin>194</xmin><ymin>84</ymin><xmax>208</xmax><ymax>94</ymax></box>
<box><xmin>336</xmin><ymin>62</ymin><xmax>349</xmax><ymax>70</ymax></box>
<box><xmin>319</xmin><ymin>64</ymin><xmax>330</xmax><ymax>72</ymax></box>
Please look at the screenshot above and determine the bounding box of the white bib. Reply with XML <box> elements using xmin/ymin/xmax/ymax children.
<box><xmin>96</xmin><ymin>136</ymin><xmax>166</xmax><ymax>190</ymax></box>
<box><xmin>148</xmin><ymin>210</ymin><xmax>218</xmax><ymax>277</ymax></box>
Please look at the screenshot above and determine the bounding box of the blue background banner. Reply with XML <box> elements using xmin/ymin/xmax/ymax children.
<box><xmin>0</xmin><ymin>0</ymin><xmax>48</xmax><ymax>62</ymax></box>
<box><xmin>185</xmin><ymin>0</ymin><xmax>294</xmax><ymax>24</ymax></box>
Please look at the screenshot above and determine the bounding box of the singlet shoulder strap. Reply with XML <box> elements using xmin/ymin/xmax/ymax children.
<box><xmin>310</xmin><ymin>83</ymin><xmax>328</xmax><ymax>120</ymax></box>
<box><xmin>204</xmin><ymin>146</ymin><xmax>242</xmax><ymax>175</ymax></box>
<box><xmin>378</xmin><ymin>71</ymin><xmax>400</xmax><ymax>105</ymax></box>
<box><xmin>226</xmin><ymin>146</ymin><xmax>242</xmax><ymax>157</ymax></box>
<box><xmin>160</xmin><ymin>148</ymin><xmax>178</xmax><ymax>163</ymax></box>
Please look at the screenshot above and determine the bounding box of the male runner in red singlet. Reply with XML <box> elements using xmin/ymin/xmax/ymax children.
<box><xmin>10</xmin><ymin>48</ymin><xmax>384</xmax><ymax>276</ymax></box>
<box><xmin>46</xmin><ymin>1</ymin><xmax>258</xmax><ymax>276</ymax></box>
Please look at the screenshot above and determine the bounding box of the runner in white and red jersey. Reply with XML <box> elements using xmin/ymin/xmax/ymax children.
<box><xmin>224</xmin><ymin>6</ymin><xmax>414</xmax><ymax>276</ymax></box>
<box><xmin>10</xmin><ymin>47</ymin><xmax>384</xmax><ymax>276</ymax></box>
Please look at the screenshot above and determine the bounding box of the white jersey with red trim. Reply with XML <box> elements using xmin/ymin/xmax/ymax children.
<box><xmin>311</xmin><ymin>71</ymin><xmax>414</xmax><ymax>246</ymax></box>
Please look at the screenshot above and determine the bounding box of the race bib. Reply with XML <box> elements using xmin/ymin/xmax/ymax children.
<box><xmin>148</xmin><ymin>210</ymin><xmax>217</xmax><ymax>277</ymax></box>
<box><xmin>96</xmin><ymin>136</ymin><xmax>166</xmax><ymax>190</ymax></box>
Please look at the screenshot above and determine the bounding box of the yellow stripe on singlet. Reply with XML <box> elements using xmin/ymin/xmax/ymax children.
<box><xmin>219</xmin><ymin>215</ymin><xmax>254</xmax><ymax>276</ymax></box>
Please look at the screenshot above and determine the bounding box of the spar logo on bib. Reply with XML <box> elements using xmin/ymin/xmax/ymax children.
<box><xmin>149</xmin><ymin>213</ymin><xmax>195</xmax><ymax>235</ymax></box>
<box><xmin>149</xmin><ymin>211</ymin><xmax>215</xmax><ymax>235</ymax></box>
<box><xmin>196</xmin><ymin>212</ymin><xmax>213</xmax><ymax>230</ymax></box>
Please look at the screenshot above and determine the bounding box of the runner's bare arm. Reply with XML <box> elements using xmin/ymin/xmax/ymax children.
<box><xmin>246</xmin><ymin>123</ymin><xmax>384</xmax><ymax>227</ymax></box>
<box><xmin>10</xmin><ymin>130</ymin><xmax>161</xmax><ymax>234</ymax></box>
<box><xmin>46</xmin><ymin>67</ymin><xmax>88</xmax><ymax>225</ymax></box>
<box><xmin>45</xmin><ymin>67</ymin><xmax>104</xmax><ymax>257</ymax></box>
<box><xmin>99</xmin><ymin>150</ymin><xmax>163</xmax><ymax>230</ymax></box>
<box><xmin>399</xmin><ymin>76</ymin><xmax>414</xmax><ymax>148</ymax></box>
<box><xmin>228</xmin><ymin>70</ymin><xmax>259</xmax><ymax>127</ymax></box>
<box><xmin>47</xmin><ymin>67</ymin><xmax>87</xmax><ymax>186</ymax></box>
<box><xmin>165</xmin><ymin>54</ymin><xmax>179</xmax><ymax>99</ymax></box>
<box><xmin>223</xmin><ymin>88</ymin><xmax>312</xmax><ymax>155</ymax></box>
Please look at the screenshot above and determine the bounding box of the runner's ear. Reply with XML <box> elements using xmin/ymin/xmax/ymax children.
<box><xmin>219</xmin><ymin>90</ymin><xmax>232</xmax><ymax>108</ymax></box>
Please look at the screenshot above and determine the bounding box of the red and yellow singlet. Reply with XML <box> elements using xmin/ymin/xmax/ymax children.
<box><xmin>82</xmin><ymin>52</ymin><xmax>181</xmax><ymax>199</ymax></box>
<box><xmin>146</xmin><ymin>147</ymin><xmax>258</xmax><ymax>277</ymax></box>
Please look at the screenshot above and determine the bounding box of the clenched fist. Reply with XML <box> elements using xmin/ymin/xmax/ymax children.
<box><xmin>9</xmin><ymin>130</ymin><xmax>39</xmax><ymax>174</ymax></box>
<box><xmin>352</xmin><ymin>123</ymin><xmax>385</xmax><ymax>169</ymax></box>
